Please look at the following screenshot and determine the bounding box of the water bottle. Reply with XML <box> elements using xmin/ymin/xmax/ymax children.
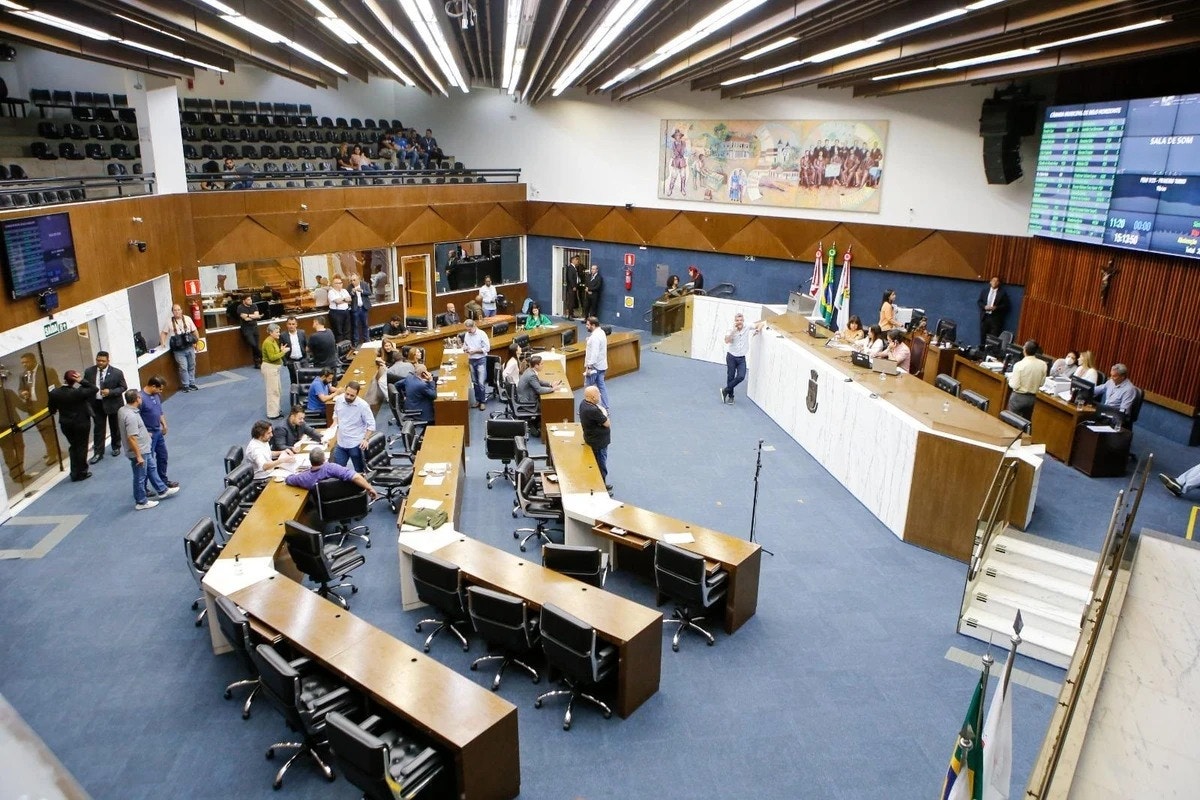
<box><xmin>942</xmin><ymin>401</ymin><xmax>950</xmax><ymax>414</ymax></box>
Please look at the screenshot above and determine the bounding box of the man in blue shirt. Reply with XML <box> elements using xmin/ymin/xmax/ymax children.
<box><xmin>1091</xmin><ymin>363</ymin><xmax>1138</xmax><ymax>420</ymax></box>
<box><xmin>331</xmin><ymin>381</ymin><xmax>374</xmax><ymax>472</ymax></box>
<box><xmin>285</xmin><ymin>447</ymin><xmax>378</xmax><ymax>500</ymax></box>
<box><xmin>306</xmin><ymin>367</ymin><xmax>340</xmax><ymax>413</ymax></box>
<box><xmin>402</xmin><ymin>364</ymin><xmax>437</xmax><ymax>423</ymax></box>
<box><xmin>138</xmin><ymin>375</ymin><xmax>179</xmax><ymax>492</ymax></box>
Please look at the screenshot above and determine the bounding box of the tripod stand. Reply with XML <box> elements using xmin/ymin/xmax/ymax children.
<box><xmin>749</xmin><ymin>439</ymin><xmax>775</xmax><ymax>556</ymax></box>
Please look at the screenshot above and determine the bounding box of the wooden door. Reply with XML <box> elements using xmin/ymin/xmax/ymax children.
<box><xmin>402</xmin><ymin>254</ymin><xmax>430</xmax><ymax>321</ymax></box>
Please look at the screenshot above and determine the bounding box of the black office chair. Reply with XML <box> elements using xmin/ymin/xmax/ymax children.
<box><xmin>213</xmin><ymin>595</ymin><xmax>262</xmax><ymax>719</ymax></box>
<box><xmin>250</xmin><ymin>643</ymin><xmax>356</xmax><ymax>789</ymax></box>
<box><xmin>313</xmin><ymin>476</ymin><xmax>373</xmax><ymax>548</ymax></box>
<box><xmin>513</xmin><ymin>458</ymin><xmax>562</xmax><ymax>552</ymax></box>
<box><xmin>489</xmin><ymin>363</ymin><xmax>514</xmax><ymax>420</ymax></box>
<box><xmin>999</xmin><ymin>409</ymin><xmax>1032</xmax><ymax>434</ymax></box>
<box><xmin>1127</xmin><ymin>387</ymin><xmax>1145</xmax><ymax>429</ymax></box>
<box><xmin>534</xmin><ymin>604</ymin><xmax>615</xmax><ymax>731</ymax></box>
<box><xmin>542</xmin><ymin>543</ymin><xmax>606</xmax><ymax>588</ymax></box>
<box><xmin>412</xmin><ymin>550</ymin><xmax>471</xmax><ymax>653</ymax></box>
<box><xmin>213</xmin><ymin>485</ymin><xmax>246</xmax><ymax>539</ymax></box>
<box><xmin>362</xmin><ymin>431</ymin><xmax>413</xmax><ymax>513</ymax></box>
<box><xmin>934</xmin><ymin>373</ymin><xmax>961</xmax><ymax>397</ymax></box>
<box><xmin>654</xmin><ymin>541</ymin><xmax>728</xmax><ymax>651</ymax></box>
<box><xmin>485</xmin><ymin>419</ymin><xmax>527</xmax><ymax>488</ymax></box>
<box><xmin>325</xmin><ymin>711</ymin><xmax>445</xmax><ymax>800</ymax></box>
<box><xmin>184</xmin><ymin>517</ymin><xmax>223</xmax><ymax>627</ymax></box>
<box><xmin>466</xmin><ymin>586</ymin><xmax>541</xmax><ymax>691</ymax></box>
<box><xmin>223</xmin><ymin>445</ymin><xmax>244</xmax><ymax>474</ymax></box>
<box><xmin>908</xmin><ymin>335</ymin><xmax>927</xmax><ymax>379</ymax></box>
<box><xmin>283</xmin><ymin>520</ymin><xmax>366</xmax><ymax>609</ymax></box>
<box><xmin>998</xmin><ymin>330</ymin><xmax>1014</xmax><ymax>350</ymax></box>
<box><xmin>505</xmin><ymin>381</ymin><xmax>541</xmax><ymax>432</ymax></box>
<box><xmin>225</xmin><ymin>461</ymin><xmax>264</xmax><ymax>508</ymax></box>
<box><xmin>960</xmin><ymin>389</ymin><xmax>990</xmax><ymax>412</ymax></box>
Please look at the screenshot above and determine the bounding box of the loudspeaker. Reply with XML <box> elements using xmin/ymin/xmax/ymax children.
<box><xmin>979</xmin><ymin>99</ymin><xmax>1037</xmax><ymax>137</ymax></box>
<box><xmin>983</xmin><ymin>135</ymin><xmax>1022</xmax><ymax>185</ymax></box>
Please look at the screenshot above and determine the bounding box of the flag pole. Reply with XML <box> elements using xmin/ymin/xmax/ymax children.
<box><xmin>946</xmin><ymin>724</ymin><xmax>977</xmax><ymax>800</ymax></box>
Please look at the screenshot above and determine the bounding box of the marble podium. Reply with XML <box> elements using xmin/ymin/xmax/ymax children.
<box><xmin>689</xmin><ymin>295</ymin><xmax>1042</xmax><ymax>562</ymax></box>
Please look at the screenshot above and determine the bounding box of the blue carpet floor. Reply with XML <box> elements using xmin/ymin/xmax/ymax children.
<box><xmin>1</xmin><ymin>330</ymin><xmax>1196</xmax><ymax>799</ymax></box>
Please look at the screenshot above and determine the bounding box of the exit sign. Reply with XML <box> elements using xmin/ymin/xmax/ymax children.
<box><xmin>43</xmin><ymin>320</ymin><xmax>68</xmax><ymax>337</ymax></box>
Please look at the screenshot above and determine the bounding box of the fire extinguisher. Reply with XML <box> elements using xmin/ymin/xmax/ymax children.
<box><xmin>624</xmin><ymin>265</ymin><xmax>633</xmax><ymax>291</ymax></box>
<box><xmin>190</xmin><ymin>300</ymin><xmax>204</xmax><ymax>331</ymax></box>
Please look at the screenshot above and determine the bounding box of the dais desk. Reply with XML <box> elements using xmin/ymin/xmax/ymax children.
<box><xmin>560</xmin><ymin>331</ymin><xmax>642</xmax><ymax>387</ymax></box>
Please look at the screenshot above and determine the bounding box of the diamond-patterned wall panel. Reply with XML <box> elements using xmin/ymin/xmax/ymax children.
<box><xmin>396</xmin><ymin>207</ymin><xmax>471</xmax><ymax>244</ymax></box>
<box><xmin>349</xmin><ymin>207</ymin><xmax>428</xmax><ymax>242</ymax></box>
<box><xmin>891</xmin><ymin>232</ymin><xmax>980</xmax><ymax>278</ymax></box>
<box><xmin>191</xmin><ymin>215</ymin><xmax>250</xmax><ymax>263</ymax></box>
<box><xmin>557</xmin><ymin>203</ymin><xmax>617</xmax><ymax>236</ymax></box>
<box><xmin>678</xmin><ymin>211</ymin><xmax>753</xmax><ymax>251</ymax></box>
<box><xmin>434</xmin><ymin>202</ymin><xmax>503</xmax><ymax>237</ymax></box>
<box><xmin>195</xmin><ymin>216</ymin><xmax>291</xmax><ymax>265</ymax></box>
<box><xmin>719</xmin><ymin>218</ymin><xmax>795</xmax><ymax>260</ymax></box>
<box><xmin>623</xmin><ymin>208</ymin><xmax>682</xmax><ymax>241</ymax></box>
<box><xmin>586</xmin><ymin>208</ymin><xmax>648</xmax><ymax>245</ymax></box>
<box><xmin>527</xmin><ymin>205</ymin><xmax>584</xmax><ymax>238</ymax></box>
<box><xmin>466</xmin><ymin>205</ymin><xmax>525</xmax><ymax>240</ymax></box>
<box><xmin>653</xmin><ymin>214</ymin><xmax>720</xmax><ymax>251</ymax></box>
<box><xmin>301</xmin><ymin>212</ymin><xmax>387</xmax><ymax>255</ymax></box>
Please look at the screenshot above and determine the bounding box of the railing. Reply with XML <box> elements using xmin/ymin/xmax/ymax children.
<box><xmin>1024</xmin><ymin>453</ymin><xmax>1153</xmax><ymax>799</ymax></box>
<box><xmin>0</xmin><ymin>173</ymin><xmax>156</xmax><ymax>208</ymax></box>
<box><xmin>184</xmin><ymin>165</ymin><xmax>520</xmax><ymax>190</ymax></box>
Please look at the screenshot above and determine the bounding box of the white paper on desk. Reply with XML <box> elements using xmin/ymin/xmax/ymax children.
<box><xmin>1087</xmin><ymin>424</ymin><xmax>1120</xmax><ymax>433</ymax></box>
<box><xmin>663</xmin><ymin>533</ymin><xmax>695</xmax><ymax>544</ymax></box>
<box><xmin>412</xmin><ymin>498</ymin><xmax>443</xmax><ymax>510</ymax></box>
<box><xmin>424</xmin><ymin>462</ymin><xmax>449</xmax><ymax>475</ymax></box>
<box><xmin>359</xmin><ymin>341</ymin><xmax>381</xmax><ymax>350</ymax></box>
<box><xmin>423</xmin><ymin>475</ymin><xmax>445</xmax><ymax>486</ymax></box>
<box><xmin>1058</xmin><ymin>391</ymin><xmax>1073</xmax><ymax>402</ymax></box>
<box><xmin>551</xmin><ymin>430</ymin><xmax>576</xmax><ymax>438</ymax></box>
<box><xmin>437</xmin><ymin>392</ymin><xmax>456</xmax><ymax>397</ymax></box>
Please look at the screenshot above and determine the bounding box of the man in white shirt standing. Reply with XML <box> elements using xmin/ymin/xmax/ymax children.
<box><xmin>584</xmin><ymin>316</ymin><xmax>610</xmax><ymax>411</ymax></box>
<box><xmin>461</xmin><ymin>319</ymin><xmax>491</xmax><ymax>410</ymax></box>
<box><xmin>721</xmin><ymin>313</ymin><xmax>762</xmax><ymax>404</ymax></box>
<box><xmin>1005</xmin><ymin>340</ymin><xmax>1048</xmax><ymax>420</ymax></box>
<box><xmin>331</xmin><ymin>381</ymin><xmax>374</xmax><ymax>472</ymax></box>
<box><xmin>479</xmin><ymin>276</ymin><xmax>498</xmax><ymax>317</ymax></box>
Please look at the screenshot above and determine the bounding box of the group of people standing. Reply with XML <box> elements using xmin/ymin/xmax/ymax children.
<box><xmin>564</xmin><ymin>255</ymin><xmax>603</xmax><ymax>319</ymax></box>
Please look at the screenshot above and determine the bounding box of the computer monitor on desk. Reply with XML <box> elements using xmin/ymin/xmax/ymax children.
<box><xmin>1002</xmin><ymin>343</ymin><xmax>1023</xmax><ymax>372</ymax></box>
<box><xmin>984</xmin><ymin>335</ymin><xmax>1002</xmax><ymax>359</ymax></box>
<box><xmin>935</xmin><ymin>318</ymin><xmax>957</xmax><ymax>345</ymax></box>
<box><xmin>1069</xmin><ymin>376</ymin><xmax>1096</xmax><ymax>405</ymax></box>
<box><xmin>1091</xmin><ymin>403</ymin><xmax>1126</xmax><ymax>427</ymax></box>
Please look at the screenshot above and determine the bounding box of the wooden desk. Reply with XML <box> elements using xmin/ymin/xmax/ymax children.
<box><xmin>215</xmin><ymin>480</ymin><xmax>309</xmax><ymax>567</ymax></box>
<box><xmin>399</xmin><ymin>425</ymin><xmax>466</xmax><ymax>530</ymax></box>
<box><xmin>923</xmin><ymin>342</ymin><xmax>960</xmax><ymax>386</ymax></box>
<box><xmin>1031</xmin><ymin>391</ymin><xmax>1091</xmax><ymax>462</ymax></box>
<box><xmin>546</xmin><ymin>423</ymin><xmax>761</xmax><ymax>634</ymax></box>
<box><xmin>435</xmin><ymin>536</ymin><xmax>663</xmax><ymax>718</ymax></box>
<box><xmin>651</xmin><ymin>297</ymin><xmax>688</xmax><ymax>336</ymax></box>
<box><xmin>536</xmin><ymin>358</ymin><xmax>575</xmax><ymax>439</ymax></box>
<box><xmin>952</xmin><ymin>356</ymin><xmax>1009</xmax><ymax>418</ymax></box>
<box><xmin>326</xmin><ymin>344</ymin><xmax>385</xmax><ymax>425</ymax></box>
<box><xmin>1069</xmin><ymin>424</ymin><xmax>1132</xmax><ymax>477</ymax></box>
<box><xmin>231</xmin><ymin>576</ymin><xmax>519</xmax><ymax>800</ymax></box>
<box><xmin>561</xmin><ymin>331</ymin><xmax>642</xmax><ymax>387</ymax></box>
<box><xmin>490</xmin><ymin>321</ymin><xmax>573</xmax><ymax>359</ymax></box>
<box><xmin>383</xmin><ymin>315</ymin><xmax>517</xmax><ymax>368</ymax></box>
<box><xmin>433</xmin><ymin>352</ymin><xmax>471</xmax><ymax>444</ymax></box>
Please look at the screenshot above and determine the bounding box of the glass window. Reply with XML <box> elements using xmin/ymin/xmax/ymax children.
<box><xmin>435</xmin><ymin>236</ymin><xmax>523</xmax><ymax>293</ymax></box>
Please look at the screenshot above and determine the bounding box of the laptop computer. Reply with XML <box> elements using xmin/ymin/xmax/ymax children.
<box><xmin>870</xmin><ymin>358</ymin><xmax>899</xmax><ymax>375</ymax></box>
<box><xmin>850</xmin><ymin>351</ymin><xmax>871</xmax><ymax>369</ymax></box>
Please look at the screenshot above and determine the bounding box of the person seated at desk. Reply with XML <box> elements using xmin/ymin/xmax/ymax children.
<box><xmin>386</xmin><ymin>346</ymin><xmax>421</xmax><ymax>386</ymax></box>
<box><xmin>877</xmin><ymin>329</ymin><xmax>910</xmax><ymax>371</ymax></box>
<box><xmin>834</xmin><ymin>314</ymin><xmax>865</xmax><ymax>344</ymax></box>
<box><xmin>1091</xmin><ymin>363</ymin><xmax>1138</xmax><ymax>419</ymax></box>
<box><xmin>503</xmin><ymin>342</ymin><xmax>524</xmax><ymax>386</ymax></box>
<box><xmin>1073</xmin><ymin>350</ymin><xmax>1101</xmax><ymax>385</ymax></box>
<box><xmin>1159</xmin><ymin>463</ymin><xmax>1200</xmax><ymax>499</ymax></box>
<box><xmin>524</xmin><ymin>303</ymin><xmax>552</xmax><ymax>329</ymax></box>
<box><xmin>379</xmin><ymin>337</ymin><xmax>401</xmax><ymax>367</ymax></box>
<box><xmin>516</xmin><ymin>355</ymin><xmax>562</xmax><ymax>407</ymax></box>
<box><xmin>662</xmin><ymin>275</ymin><xmax>682</xmax><ymax>299</ymax></box>
<box><xmin>441</xmin><ymin>303</ymin><xmax>460</xmax><ymax>326</ymax></box>
<box><xmin>856</xmin><ymin>325</ymin><xmax>886</xmax><ymax>356</ymax></box>
<box><xmin>402</xmin><ymin>364</ymin><xmax>438</xmax><ymax>423</ymax></box>
<box><xmin>1006</xmin><ymin>340</ymin><xmax>1048</xmax><ymax>420</ymax></box>
<box><xmin>285</xmin><ymin>446</ymin><xmax>378</xmax><ymax>500</ymax></box>
<box><xmin>383</xmin><ymin>314</ymin><xmax>406</xmax><ymax>337</ymax></box>
<box><xmin>464</xmin><ymin>294</ymin><xmax>485</xmax><ymax>322</ymax></box>
<box><xmin>273</xmin><ymin>404</ymin><xmax>322</xmax><ymax>451</ymax></box>
<box><xmin>307</xmin><ymin>367</ymin><xmax>341</xmax><ymax>414</ymax></box>
<box><xmin>245</xmin><ymin>419</ymin><xmax>294</xmax><ymax>480</ymax></box>
<box><xmin>1050</xmin><ymin>350</ymin><xmax>1079</xmax><ymax>378</ymax></box>
<box><xmin>878</xmin><ymin>289</ymin><xmax>899</xmax><ymax>331</ymax></box>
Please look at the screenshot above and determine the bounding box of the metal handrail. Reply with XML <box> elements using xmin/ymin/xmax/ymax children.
<box><xmin>184</xmin><ymin>166</ymin><xmax>520</xmax><ymax>188</ymax></box>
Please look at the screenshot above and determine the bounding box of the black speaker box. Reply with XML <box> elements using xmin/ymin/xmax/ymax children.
<box><xmin>983</xmin><ymin>135</ymin><xmax>1022</xmax><ymax>185</ymax></box>
<box><xmin>979</xmin><ymin>99</ymin><xmax>1038</xmax><ymax>137</ymax></box>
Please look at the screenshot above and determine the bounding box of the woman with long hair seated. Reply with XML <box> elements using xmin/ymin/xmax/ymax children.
<box><xmin>524</xmin><ymin>302</ymin><xmax>552</xmax><ymax>329</ymax></box>
<box><xmin>835</xmin><ymin>314</ymin><xmax>865</xmax><ymax>343</ymax></box>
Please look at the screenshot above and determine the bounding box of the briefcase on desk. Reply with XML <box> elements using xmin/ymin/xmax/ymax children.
<box><xmin>403</xmin><ymin>507</ymin><xmax>448</xmax><ymax>530</ymax></box>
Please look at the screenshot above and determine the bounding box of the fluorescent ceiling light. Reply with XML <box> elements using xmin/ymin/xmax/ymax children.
<box><xmin>939</xmin><ymin>48</ymin><xmax>1037</xmax><ymax>69</ymax></box>
<box><xmin>196</xmin><ymin>0</ymin><xmax>238</xmax><ymax>15</ymax></box>
<box><xmin>397</xmin><ymin>0</ymin><xmax>469</xmax><ymax>92</ymax></box>
<box><xmin>1032</xmin><ymin>18</ymin><xmax>1166</xmax><ymax>51</ymax></box>
<box><xmin>553</xmin><ymin>0</ymin><xmax>654</xmax><ymax>95</ymax></box>
<box><xmin>318</xmin><ymin>16</ymin><xmax>360</xmax><ymax>44</ymax></box>
<box><xmin>121</xmin><ymin>39</ymin><xmax>177</xmax><ymax>58</ymax></box>
<box><xmin>15</xmin><ymin>10</ymin><xmax>111</xmax><ymax>40</ymax></box>
<box><xmin>806</xmin><ymin>39</ymin><xmax>877</xmax><ymax>63</ymax></box>
<box><xmin>286</xmin><ymin>40</ymin><xmax>347</xmax><ymax>75</ymax></box>
<box><xmin>875</xmin><ymin>9</ymin><xmax>967</xmax><ymax>41</ymax></box>
<box><xmin>740</xmin><ymin>36</ymin><xmax>796</xmax><ymax>60</ymax></box>
<box><xmin>363</xmin><ymin>0</ymin><xmax>442</xmax><ymax>93</ymax></box>
<box><xmin>965</xmin><ymin>0</ymin><xmax>1006</xmax><ymax>9</ymax></box>
<box><xmin>183</xmin><ymin>56</ymin><xmax>228</xmax><ymax>73</ymax></box>
<box><xmin>304</xmin><ymin>0</ymin><xmax>338</xmax><ymax>16</ymax></box>
<box><xmin>115</xmin><ymin>13</ymin><xmax>186</xmax><ymax>42</ymax></box>
<box><xmin>360</xmin><ymin>39</ymin><xmax>415</xmax><ymax>85</ymax></box>
<box><xmin>871</xmin><ymin>65</ymin><xmax>938</xmax><ymax>81</ymax></box>
<box><xmin>221</xmin><ymin>14</ymin><xmax>286</xmax><ymax>44</ymax></box>
<box><xmin>599</xmin><ymin>67</ymin><xmax>636</xmax><ymax>90</ymax></box>
<box><xmin>501</xmin><ymin>0</ymin><xmax>522</xmax><ymax>90</ymax></box>
<box><xmin>721</xmin><ymin>58</ymin><xmax>802</xmax><ymax>86</ymax></box>
<box><xmin>0</xmin><ymin>1</ymin><xmax>29</xmax><ymax>9</ymax></box>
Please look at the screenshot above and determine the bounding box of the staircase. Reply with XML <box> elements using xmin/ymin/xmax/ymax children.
<box><xmin>958</xmin><ymin>532</ymin><xmax>1098</xmax><ymax>668</ymax></box>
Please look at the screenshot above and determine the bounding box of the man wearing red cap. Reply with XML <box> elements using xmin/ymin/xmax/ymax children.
<box><xmin>47</xmin><ymin>370</ymin><xmax>95</xmax><ymax>481</ymax></box>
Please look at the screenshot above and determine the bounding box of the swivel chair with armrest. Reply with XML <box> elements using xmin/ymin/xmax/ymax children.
<box><xmin>283</xmin><ymin>520</ymin><xmax>366</xmax><ymax>609</ymax></box>
<box><xmin>542</xmin><ymin>543</ymin><xmax>605</xmax><ymax>588</ymax></box>
<box><xmin>653</xmin><ymin>541</ymin><xmax>728</xmax><ymax>651</ymax></box>
<box><xmin>466</xmin><ymin>586</ymin><xmax>542</xmax><ymax>691</ymax></box>
<box><xmin>534</xmin><ymin>603</ymin><xmax>615</xmax><ymax>731</ymax></box>
<box><xmin>934</xmin><ymin>373</ymin><xmax>961</xmax><ymax>397</ymax></box>
<box><xmin>411</xmin><ymin>550</ymin><xmax>471</xmax><ymax>653</ymax></box>
<box><xmin>325</xmin><ymin>711</ymin><xmax>445</xmax><ymax>800</ymax></box>
<box><xmin>999</xmin><ymin>409</ymin><xmax>1031</xmax><ymax>434</ymax></box>
<box><xmin>485</xmin><ymin>419</ymin><xmax>527</xmax><ymax>489</ymax></box>
<box><xmin>313</xmin><ymin>476</ymin><xmax>373</xmax><ymax>548</ymax></box>
<box><xmin>908</xmin><ymin>335</ymin><xmax>927</xmax><ymax>379</ymax></box>
<box><xmin>250</xmin><ymin>643</ymin><xmax>357</xmax><ymax>790</ymax></box>
<box><xmin>224</xmin><ymin>462</ymin><xmax>264</xmax><ymax>509</ymax></box>
<box><xmin>213</xmin><ymin>485</ymin><xmax>246</xmax><ymax>539</ymax></box>
<box><xmin>513</xmin><ymin>458</ymin><xmax>562</xmax><ymax>552</ymax></box>
<box><xmin>212</xmin><ymin>594</ymin><xmax>265</xmax><ymax>719</ymax></box>
<box><xmin>362</xmin><ymin>431</ymin><xmax>413</xmax><ymax>513</ymax></box>
<box><xmin>223</xmin><ymin>445</ymin><xmax>244</xmax><ymax>475</ymax></box>
<box><xmin>184</xmin><ymin>517</ymin><xmax>223</xmax><ymax>627</ymax></box>
<box><xmin>505</xmin><ymin>381</ymin><xmax>541</xmax><ymax>433</ymax></box>
<box><xmin>489</xmin><ymin>362</ymin><xmax>514</xmax><ymax>420</ymax></box>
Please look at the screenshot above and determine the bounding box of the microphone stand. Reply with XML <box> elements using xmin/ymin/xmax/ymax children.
<box><xmin>749</xmin><ymin>439</ymin><xmax>775</xmax><ymax>556</ymax></box>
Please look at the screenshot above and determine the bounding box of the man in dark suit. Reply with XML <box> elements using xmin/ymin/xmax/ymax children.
<box><xmin>17</xmin><ymin>352</ymin><xmax>60</xmax><ymax>464</ymax></box>
<box><xmin>83</xmin><ymin>350</ymin><xmax>127</xmax><ymax>463</ymax></box>
<box><xmin>282</xmin><ymin>315</ymin><xmax>309</xmax><ymax>385</ymax></box>
<box><xmin>347</xmin><ymin>273</ymin><xmax>372</xmax><ymax>346</ymax></box>
<box><xmin>584</xmin><ymin>263</ymin><xmax>604</xmax><ymax>319</ymax></box>
<box><xmin>47</xmin><ymin>370</ymin><xmax>95</xmax><ymax>481</ymax></box>
<box><xmin>977</xmin><ymin>276</ymin><xmax>1010</xmax><ymax>343</ymax></box>
<box><xmin>0</xmin><ymin>381</ymin><xmax>26</xmax><ymax>480</ymax></box>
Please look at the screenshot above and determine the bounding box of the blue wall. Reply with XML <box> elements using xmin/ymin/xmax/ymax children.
<box><xmin>527</xmin><ymin>236</ymin><xmax>1023</xmax><ymax>344</ymax></box>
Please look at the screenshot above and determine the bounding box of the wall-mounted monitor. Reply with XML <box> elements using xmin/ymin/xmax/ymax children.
<box><xmin>1</xmin><ymin>212</ymin><xmax>80</xmax><ymax>299</ymax></box>
<box><xmin>1028</xmin><ymin>93</ymin><xmax>1200</xmax><ymax>260</ymax></box>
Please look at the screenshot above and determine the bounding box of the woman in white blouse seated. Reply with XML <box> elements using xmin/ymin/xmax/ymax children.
<box><xmin>502</xmin><ymin>343</ymin><xmax>524</xmax><ymax>387</ymax></box>
<box><xmin>856</xmin><ymin>324</ymin><xmax>886</xmax><ymax>356</ymax></box>
<box><xmin>1073</xmin><ymin>350</ymin><xmax>1101</xmax><ymax>385</ymax></box>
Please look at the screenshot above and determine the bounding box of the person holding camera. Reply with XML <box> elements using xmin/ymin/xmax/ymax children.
<box><xmin>161</xmin><ymin>304</ymin><xmax>200</xmax><ymax>392</ymax></box>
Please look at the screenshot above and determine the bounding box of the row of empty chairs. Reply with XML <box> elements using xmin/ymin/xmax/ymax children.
<box><xmin>36</xmin><ymin>121</ymin><xmax>136</xmax><ymax>141</ymax></box>
<box><xmin>182</xmin><ymin>97</ymin><xmax>315</xmax><ymax>116</ymax></box>
<box><xmin>30</xmin><ymin>89</ymin><xmax>128</xmax><ymax>108</ymax></box>
<box><xmin>181</xmin><ymin>124</ymin><xmax>392</xmax><ymax>146</ymax></box>
<box><xmin>31</xmin><ymin>142</ymin><xmax>140</xmax><ymax>161</ymax></box>
<box><xmin>0</xmin><ymin>188</ymin><xmax>86</xmax><ymax>208</ymax></box>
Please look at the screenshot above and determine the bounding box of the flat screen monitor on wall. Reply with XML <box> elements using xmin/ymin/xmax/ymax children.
<box><xmin>1</xmin><ymin>212</ymin><xmax>80</xmax><ymax>299</ymax></box>
<box><xmin>1028</xmin><ymin>92</ymin><xmax>1200</xmax><ymax>261</ymax></box>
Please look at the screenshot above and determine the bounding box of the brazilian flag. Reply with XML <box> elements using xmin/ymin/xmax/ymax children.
<box><xmin>941</xmin><ymin>670</ymin><xmax>985</xmax><ymax>800</ymax></box>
